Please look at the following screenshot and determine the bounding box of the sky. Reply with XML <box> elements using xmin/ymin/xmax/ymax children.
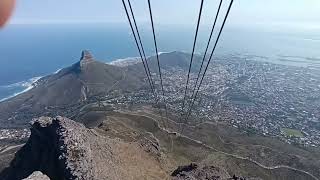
<box><xmin>8</xmin><ymin>0</ymin><xmax>320</xmax><ymax>31</ymax></box>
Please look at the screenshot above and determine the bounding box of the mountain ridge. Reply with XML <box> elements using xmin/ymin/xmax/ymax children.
<box><xmin>0</xmin><ymin>50</ymin><xmax>201</xmax><ymax>128</ymax></box>
<box><xmin>0</xmin><ymin>50</ymin><xmax>146</xmax><ymax>128</ymax></box>
<box><xmin>0</xmin><ymin>51</ymin><xmax>319</xmax><ymax>180</ymax></box>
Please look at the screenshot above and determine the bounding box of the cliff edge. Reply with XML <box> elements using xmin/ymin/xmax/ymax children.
<box><xmin>0</xmin><ymin>116</ymin><xmax>167</xmax><ymax>180</ymax></box>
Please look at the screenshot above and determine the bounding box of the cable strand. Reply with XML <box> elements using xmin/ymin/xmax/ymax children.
<box><xmin>183</xmin><ymin>0</ymin><xmax>234</xmax><ymax>132</ymax></box>
<box><xmin>122</xmin><ymin>0</ymin><xmax>167</xmax><ymax>128</ymax></box>
<box><xmin>127</xmin><ymin>0</ymin><xmax>156</xmax><ymax>92</ymax></box>
<box><xmin>147</xmin><ymin>0</ymin><xmax>169</xmax><ymax>127</ymax></box>
<box><xmin>121</xmin><ymin>0</ymin><xmax>154</xmax><ymax>94</ymax></box>
<box><xmin>180</xmin><ymin>0</ymin><xmax>205</xmax><ymax>123</ymax></box>
<box><xmin>188</xmin><ymin>0</ymin><xmax>223</xmax><ymax>112</ymax></box>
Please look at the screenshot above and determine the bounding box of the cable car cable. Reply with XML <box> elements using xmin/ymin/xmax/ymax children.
<box><xmin>147</xmin><ymin>0</ymin><xmax>169</xmax><ymax>125</ymax></box>
<box><xmin>183</xmin><ymin>0</ymin><xmax>234</xmax><ymax>131</ymax></box>
<box><xmin>188</xmin><ymin>0</ymin><xmax>223</xmax><ymax>113</ymax></box>
<box><xmin>127</xmin><ymin>0</ymin><xmax>156</xmax><ymax>92</ymax></box>
<box><xmin>122</xmin><ymin>0</ymin><xmax>167</xmax><ymax>127</ymax></box>
<box><xmin>180</xmin><ymin>0</ymin><xmax>205</xmax><ymax>122</ymax></box>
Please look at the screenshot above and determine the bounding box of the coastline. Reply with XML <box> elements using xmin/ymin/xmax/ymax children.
<box><xmin>0</xmin><ymin>76</ymin><xmax>42</xmax><ymax>102</ymax></box>
<box><xmin>1</xmin><ymin>50</ymin><xmax>319</xmax><ymax>102</ymax></box>
<box><xmin>0</xmin><ymin>66</ymin><xmax>68</xmax><ymax>102</ymax></box>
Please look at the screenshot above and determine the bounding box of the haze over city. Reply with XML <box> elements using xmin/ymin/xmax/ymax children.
<box><xmin>9</xmin><ymin>0</ymin><xmax>320</xmax><ymax>31</ymax></box>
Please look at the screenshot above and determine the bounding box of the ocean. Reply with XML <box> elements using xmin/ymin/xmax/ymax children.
<box><xmin>0</xmin><ymin>23</ymin><xmax>319</xmax><ymax>101</ymax></box>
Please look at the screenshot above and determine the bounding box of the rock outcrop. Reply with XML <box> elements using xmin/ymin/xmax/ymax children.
<box><xmin>0</xmin><ymin>116</ymin><xmax>97</xmax><ymax>179</ymax></box>
<box><xmin>0</xmin><ymin>116</ymin><xmax>167</xmax><ymax>180</ymax></box>
<box><xmin>22</xmin><ymin>171</ymin><xmax>50</xmax><ymax>180</ymax></box>
<box><xmin>171</xmin><ymin>163</ymin><xmax>230</xmax><ymax>180</ymax></box>
<box><xmin>171</xmin><ymin>163</ymin><xmax>261</xmax><ymax>180</ymax></box>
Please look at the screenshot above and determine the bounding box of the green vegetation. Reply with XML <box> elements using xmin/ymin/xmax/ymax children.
<box><xmin>281</xmin><ymin>128</ymin><xmax>304</xmax><ymax>137</ymax></box>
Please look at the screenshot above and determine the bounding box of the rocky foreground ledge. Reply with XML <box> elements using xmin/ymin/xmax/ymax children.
<box><xmin>0</xmin><ymin>116</ymin><xmax>169</xmax><ymax>180</ymax></box>
<box><xmin>0</xmin><ymin>116</ymin><xmax>99</xmax><ymax>179</ymax></box>
<box><xmin>0</xmin><ymin>116</ymin><xmax>251</xmax><ymax>180</ymax></box>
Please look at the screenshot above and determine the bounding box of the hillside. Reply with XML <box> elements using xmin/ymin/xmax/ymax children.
<box><xmin>0</xmin><ymin>50</ymin><xmax>146</xmax><ymax>128</ymax></box>
<box><xmin>0</xmin><ymin>109</ymin><xmax>316</xmax><ymax>180</ymax></box>
<box><xmin>126</xmin><ymin>51</ymin><xmax>202</xmax><ymax>74</ymax></box>
<box><xmin>0</xmin><ymin>51</ymin><xmax>203</xmax><ymax>128</ymax></box>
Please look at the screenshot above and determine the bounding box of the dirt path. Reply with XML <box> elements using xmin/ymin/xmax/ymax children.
<box><xmin>116</xmin><ymin>110</ymin><xmax>319</xmax><ymax>180</ymax></box>
<box><xmin>0</xmin><ymin>144</ymin><xmax>24</xmax><ymax>154</ymax></box>
<box><xmin>141</xmin><ymin>110</ymin><xmax>307</xmax><ymax>161</ymax></box>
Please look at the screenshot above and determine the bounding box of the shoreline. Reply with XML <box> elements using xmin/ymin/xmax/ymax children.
<box><xmin>1</xmin><ymin>51</ymin><xmax>319</xmax><ymax>103</ymax></box>
<box><xmin>0</xmin><ymin>76</ymin><xmax>42</xmax><ymax>102</ymax></box>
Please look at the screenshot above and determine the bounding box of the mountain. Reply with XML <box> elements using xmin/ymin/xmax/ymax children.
<box><xmin>0</xmin><ymin>50</ymin><xmax>147</xmax><ymax>128</ymax></box>
<box><xmin>128</xmin><ymin>51</ymin><xmax>202</xmax><ymax>73</ymax></box>
<box><xmin>0</xmin><ymin>50</ymin><xmax>202</xmax><ymax>128</ymax></box>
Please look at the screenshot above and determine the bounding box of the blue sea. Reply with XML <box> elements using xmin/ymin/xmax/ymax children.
<box><xmin>0</xmin><ymin>23</ymin><xmax>319</xmax><ymax>101</ymax></box>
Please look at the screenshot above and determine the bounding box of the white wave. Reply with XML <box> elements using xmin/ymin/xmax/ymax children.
<box><xmin>109</xmin><ymin>51</ymin><xmax>186</xmax><ymax>67</ymax></box>
<box><xmin>0</xmin><ymin>81</ymin><xmax>25</xmax><ymax>89</ymax></box>
<box><xmin>0</xmin><ymin>67</ymin><xmax>62</xmax><ymax>102</ymax></box>
<box><xmin>302</xmin><ymin>38</ymin><xmax>320</xmax><ymax>42</ymax></box>
<box><xmin>54</xmin><ymin>68</ymin><xmax>62</xmax><ymax>74</ymax></box>
<box><xmin>158</xmin><ymin>51</ymin><xmax>169</xmax><ymax>55</ymax></box>
<box><xmin>108</xmin><ymin>56</ymin><xmax>140</xmax><ymax>67</ymax></box>
<box><xmin>158</xmin><ymin>50</ymin><xmax>204</xmax><ymax>57</ymax></box>
<box><xmin>0</xmin><ymin>76</ymin><xmax>42</xmax><ymax>102</ymax></box>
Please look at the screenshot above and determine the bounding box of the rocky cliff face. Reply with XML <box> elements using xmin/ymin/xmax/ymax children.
<box><xmin>170</xmin><ymin>163</ymin><xmax>257</xmax><ymax>180</ymax></box>
<box><xmin>0</xmin><ymin>116</ymin><xmax>168</xmax><ymax>180</ymax></box>
<box><xmin>171</xmin><ymin>163</ymin><xmax>230</xmax><ymax>180</ymax></box>
<box><xmin>0</xmin><ymin>116</ymin><xmax>97</xmax><ymax>179</ymax></box>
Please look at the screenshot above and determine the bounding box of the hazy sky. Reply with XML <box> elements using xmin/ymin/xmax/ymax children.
<box><xmin>9</xmin><ymin>0</ymin><xmax>320</xmax><ymax>30</ymax></box>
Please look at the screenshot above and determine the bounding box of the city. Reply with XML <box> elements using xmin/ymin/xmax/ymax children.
<box><xmin>102</xmin><ymin>54</ymin><xmax>320</xmax><ymax>148</ymax></box>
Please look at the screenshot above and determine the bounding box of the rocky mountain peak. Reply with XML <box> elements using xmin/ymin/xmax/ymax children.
<box><xmin>80</xmin><ymin>50</ymin><xmax>94</xmax><ymax>61</ymax></box>
<box><xmin>80</xmin><ymin>50</ymin><xmax>95</xmax><ymax>67</ymax></box>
